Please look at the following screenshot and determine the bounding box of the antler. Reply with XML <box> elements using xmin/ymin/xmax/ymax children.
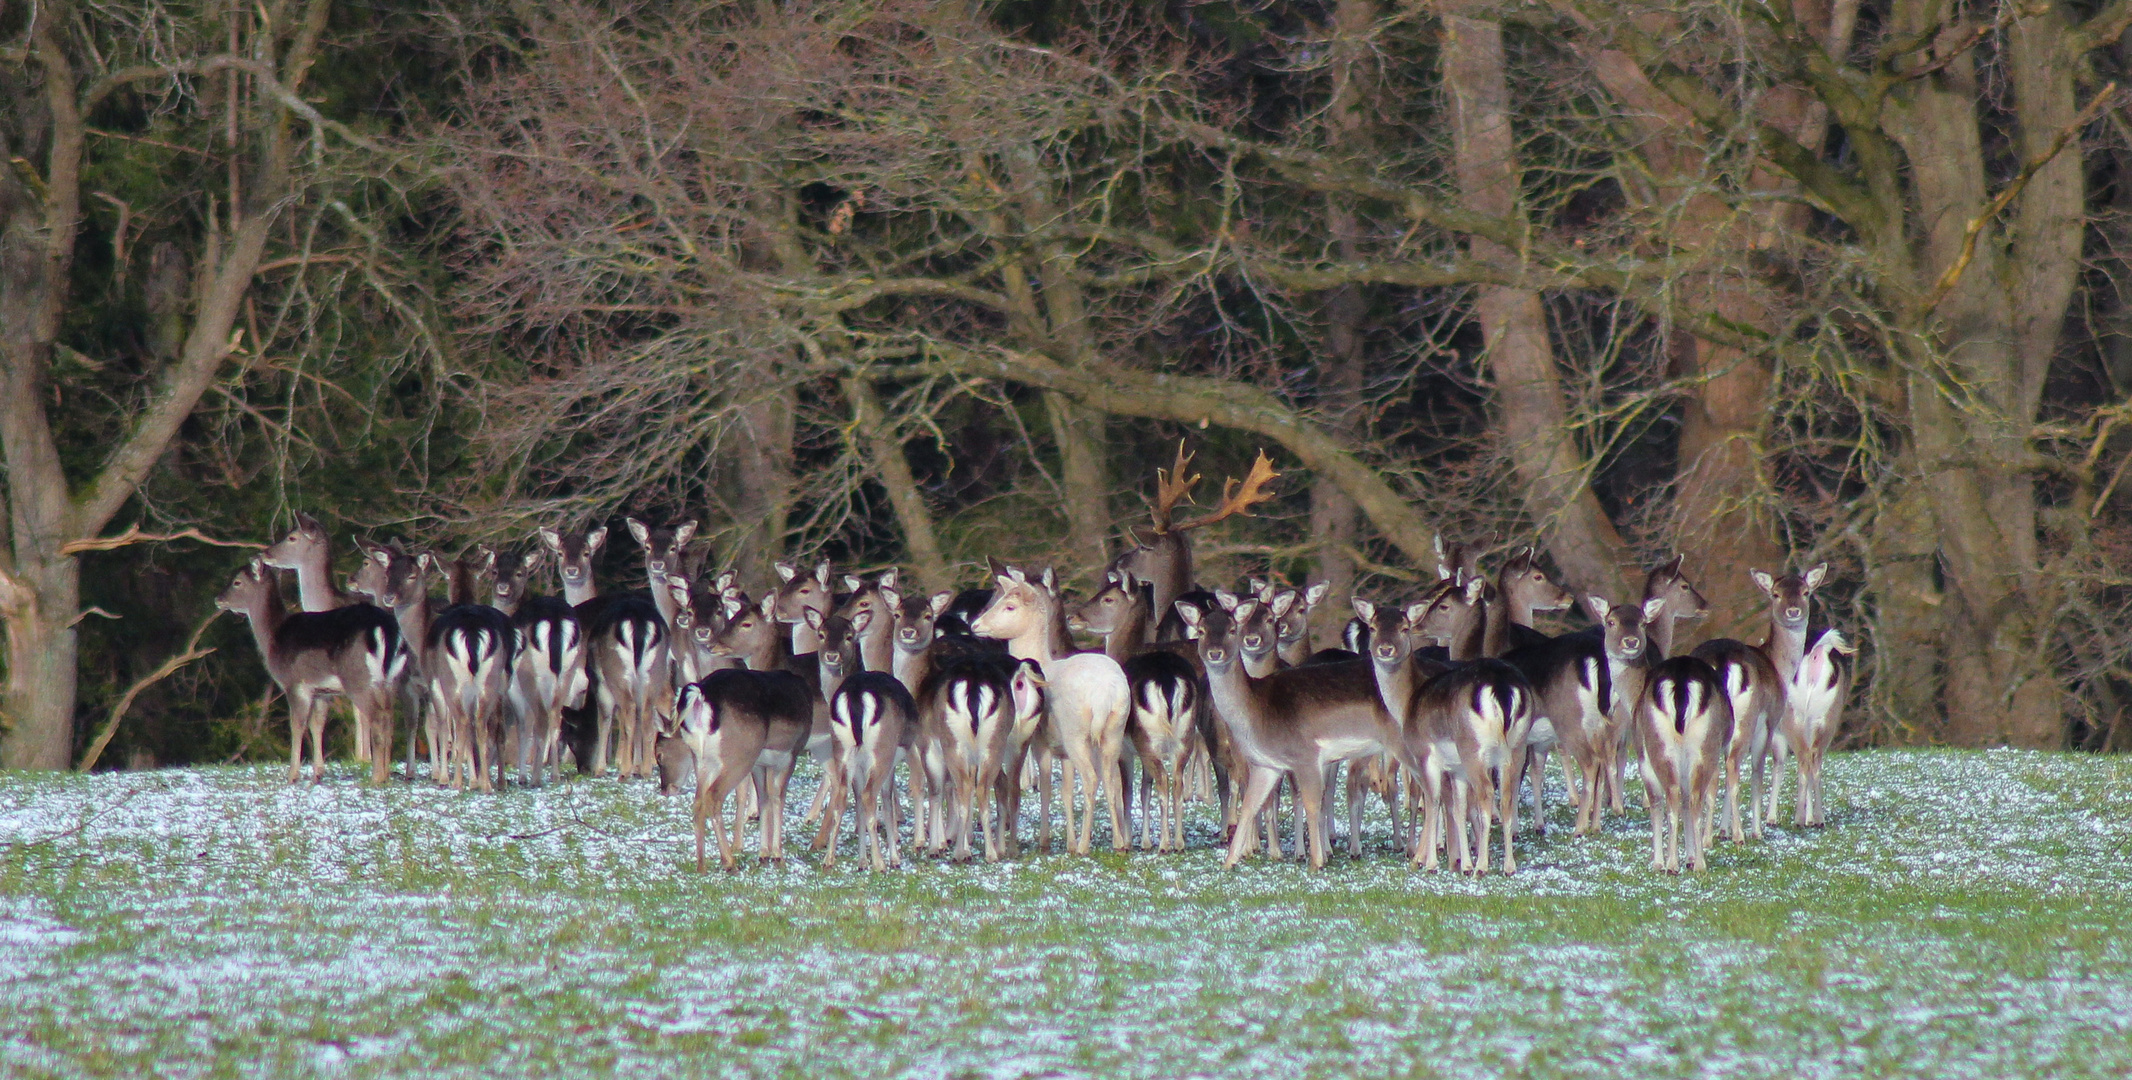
<box><xmin>1148</xmin><ymin>441</ymin><xmax>1201</xmax><ymax>534</ymax></box>
<box><xmin>1172</xmin><ymin>451</ymin><xmax>1279</xmax><ymax>533</ymax></box>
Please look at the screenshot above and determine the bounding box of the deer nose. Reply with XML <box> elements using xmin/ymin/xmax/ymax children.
<box><xmin>1243</xmin><ymin>636</ymin><xmax>1263</xmax><ymax>649</ymax></box>
<box><xmin>1622</xmin><ymin>637</ymin><xmax>1640</xmax><ymax>651</ymax></box>
<box><xmin>1204</xmin><ymin>649</ymin><xmax>1227</xmax><ymax>664</ymax></box>
<box><xmin>1786</xmin><ymin>607</ymin><xmax>1803</xmax><ymax>620</ymax></box>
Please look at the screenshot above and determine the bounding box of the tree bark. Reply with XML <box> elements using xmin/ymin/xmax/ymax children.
<box><xmin>727</xmin><ymin>386</ymin><xmax>796</xmax><ymax>582</ymax></box>
<box><xmin>1306</xmin><ymin>0</ymin><xmax>1375</xmax><ymax>646</ymax></box>
<box><xmin>846</xmin><ymin>376</ymin><xmax>950</xmax><ymax>592</ymax></box>
<box><xmin>1437</xmin><ymin>3</ymin><xmax>1634</xmax><ymax>607</ymax></box>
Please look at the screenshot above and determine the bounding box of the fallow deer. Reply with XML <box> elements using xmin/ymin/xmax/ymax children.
<box><xmin>709</xmin><ymin>595</ymin><xmax>820</xmax><ymax>862</ymax></box>
<box><xmin>1747</xmin><ymin>564</ymin><xmax>1828</xmax><ymax>824</ymax></box>
<box><xmin>1072</xmin><ymin>571</ymin><xmax>1214</xmax><ymax>852</ymax></box>
<box><xmin>1784</xmin><ymin>628</ymin><xmax>1854</xmax><ymax>827</ymax></box>
<box><xmin>1111</xmin><ymin>447</ymin><xmax>1281</xmax><ymax>642</ymax></box>
<box><xmin>1637</xmin><ymin>656</ymin><xmax>1733</xmax><ymax>872</ymax></box>
<box><xmin>1403</xmin><ymin>657</ymin><xmax>1536</xmax><ymax>874</ymax></box>
<box><xmin>217</xmin><ymin>559</ymin><xmax>406</xmax><ymax>785</ymax></box>
<box><xmin>485</xmin><ymin>547</ymin><xmax>584</xmax><ymax>788</ymax></box>
<box><xmin>972</xmin><ymin>567</ymin><xmax>1133</xmax><ymax>855</ymax></box>
<box><xmin>543</xmin><ymin>526</ymin><xmax>668</xmax><ymax>780</ymax></box>
<box><xmin>673</xmin><ymin>668</ymin><xmax>811</xmax><ymax>872</ymax></box>
<box><xmin>627</xmin><ymin>517</ymin><xmax>698</xmax><ymax>631</ymax></box>
<box><xmin>808</xmin><ymin>605</ymin><xmax>915</xmax><ymax>871</ymax></box>
<box><xmin>1177</xmin><ymin>601</ymin><xmax>1394</xmax><ymax>870</ymax></box>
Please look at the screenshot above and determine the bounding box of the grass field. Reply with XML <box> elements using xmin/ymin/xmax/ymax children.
<box><xmin>4</xmin><ymin>749</ymin><xmax>2131</xmax><ymax>1078</ymax></box>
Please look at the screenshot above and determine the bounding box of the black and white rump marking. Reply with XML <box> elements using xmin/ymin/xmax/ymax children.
<box><xmin>1123</xmin><ymin>649</ymin><xmax>1201</xmax><ymax>853</ymax></box>
<box><xmin>425</xmin><ymin>589</ymin><xmax>519</xmax><ymax>792</ymax></box>
<box><xmin>827</xmin><ymin>669</ymin><xmax>917</xmax><ymax>870</ymax></box>
<box><xmin>508</xmin><ymin>592</ymin><xmax>585</xmax><ymax>788</ymax></box>
<box><xmin>1637</xmin><ymin>656</ymin><xmax>1734</xmax><ymax>873</ymax></box>
<box><xmin>1405</xmin><ymin>659</ymin><xmax>1534</xmax><ymax>876</ymax></box>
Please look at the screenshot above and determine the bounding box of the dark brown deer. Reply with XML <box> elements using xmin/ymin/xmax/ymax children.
<box><xmin>672</xmin><ymin>667</ymin><xmax>812</xmax><ymax>872</ymax></box>
<box><xmin>1110</xmin><ymin>448</ymin><xmax>1280</xmax><ymax>638</ymax></box>
<box><xmin>216</xmin><ymin>559</ymin><xmax>406</xmax><ymax>785</ymax></box>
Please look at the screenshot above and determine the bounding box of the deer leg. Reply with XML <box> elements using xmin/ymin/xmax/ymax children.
<box><xmin>1224</xmin><ymin>767</ymin><xmax>1282</xmax><ymax>869</ymax></box>
<box><xmin>1763</xmin><ymin>730</ymin><xmax>1790</xmax><ymax>827</ymax></box>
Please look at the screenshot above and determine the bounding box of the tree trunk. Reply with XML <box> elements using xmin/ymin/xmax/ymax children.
<box><xmin>1438</xmin><ymin>5</ymin><xmax>1633</xmax><ymax>607</ymax></box>
<box><xmin>728</xmin><ymin>386</ymin><xmax>796</xmax><ymax>581</ymax></box>
<box><xmin>0</xmin><ymin>561</ymin><xmax>80</xmax><ymax>769</ymax></box>
<box><xmin>1043</xmin><ymin>391</ymin><xmax>1111</xmax><ymax>581</ymax></box>
<box><xmin>846</xmin><ymin>376</ymin><xmax>949</xmax><ymax>592</ymax></box>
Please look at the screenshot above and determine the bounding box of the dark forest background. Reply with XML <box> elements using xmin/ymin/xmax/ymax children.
<box><xmin>7</xmin><ymin>0</ymin><xmax>2132</xmax><ymax>770</ymax></box>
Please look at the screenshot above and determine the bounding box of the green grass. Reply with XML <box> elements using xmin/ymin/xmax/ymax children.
<box><xmin>3</xmin><ymin>748</ymin><xmax>2131</xmax><ymax>1077</ymax></box>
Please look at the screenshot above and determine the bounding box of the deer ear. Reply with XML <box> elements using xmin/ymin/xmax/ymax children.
<box><xmin>774</xmin><ymin>561</ymin><xmax>797</xmax><ymax>583</ymax></box>
<box><xmin>814</xmin><ymin>560</ymin><xmax>832</xmax><ymax>586</ymax></box>
<box><xmin>1007</xmin><ymin>566</ymin><xmax>1028</xmax><ymax>585</ymax></box>
<box><xmin>1214</xmin><ymin>589</ymin><xmax>1238</xmax><ymax>612</ymax></box>
<box><xmin>1664</xmin><ymin>553</ymin><xmax>1685</xmax><ymax>575</ymax></box>
<box><xmin>802</xmin><ymin>607</ymin><xmax>823</xmax><ymax>630</ymax></box>
<box><xmin>673</xmin><ymin>522</ymin><xmax>697</xmax><ymax>547</ymax></box>
<box><xmin>476</xmin><ymin>548</ymin><xmax>496</xmax><ymax>573</ymax></box>
<box><xmin>1305</xmin><ymin>581</ymin><xmax>1330</xmax><ymax>607</ymax></box>
<box><xmin>928</xmin><ymin>591</ymin><xmax>954</xmax><ymax>618</ymax></box>
<box><xmin>850</xmin><ymin>608</ymin><xmax>873</xmax><ymax>633</ymax></box>
<box><xmin>1352</xmin><ymin>596</ymin><xmax>1376</xmax><ymax>622</ymax></box>
<box><xmin>1173</xmin><ymin>601</ymin><xmax>1204</xmax><ymax>633</ymax></box>
<box><xmin>1040</xmin><ymin>567</ymin><xmax>1056</xmax><ymax>593</ymax></box>
<box><xmin>878</xmin><ymin>586</ymin><xmax>900</xmax><ymax>610</ymax></box>
<box><xmin>1403</xmin><ymin>601</ymin><xmax>1430</xmax><ymax>627</ymax></box>
<box><xmin>715</xmin><ymin>569</ymin><xmax>736</xmax><ymax>590</ymax></box>
<box><xmin>878</xmin><ymin>568</ymin><xmax>896</xmax><ymax>590</ymax></box>
<box><xmin>370</xmin><ymin>548</ymin><xmax>392</xmax><ymax>566</ymax></box>
<box><xmin>665</xmin><ymin>575</ymin><xmax>691</xmax><ymax>600</ymax></box>
<box><xmin>1270</xmin><ymin>592</ymin><xmax>1297</xmax><ymax>619</ymax></box>
<box><xmin>1750</xmin><ymin>569</ymin><xmax>1775</xmax><ymax>595</ymax></box>
<box><xmin>1588</xmin><ymin>595</ymin><xmax>1612</xmax><ymax>619</ymax></box>
<box><xmin>538</xmin><ymin>527</ymin><xmax>562</xmax><ymax>554</ymax></box>
<box><xmin>1643</xmin><ymin>596</ymin><xmax>1668</xmax><ymax>621</ymax></box>
<box><xmin>995</xmin><ymin>574</ymin><xmax>1015</xmax><ymax>593</ymax></box>
<box><xmin>844</xmin><ymin>575</ymin><xmax>864</xmax><ymax>592</ymax></box>
<box><xmin>1804</xmin><ymin>563</ymin><xmax>1828</xmax><ymax>591</ymax></box>
<box><xmin>722</xmin><ymin>597</ymin><xmax>745</xmax><ymax>620</ymax></box>
<box><xmin>1248</xmin><ymin>578</ymin><xmax>1269</xmax><ymax>600</ymax></box>
<box><xmin>626</xmin><ymin>518</ymin><xmax>650</xmax><ymax>546</ymax></box>
<box><xmin>1464</xmin><ymin>576</ymin><xmax>1486</xmax><ymax>602</ymax></box>
<box><xmin>524</xmin><ymin>549</ymin><xmax>545</xmax><ymax>572</ymax></box>
<box><xmin>585</xmin><ymin>527</ymin><xmax>607</xmax><ymax>553</ymax></box>
<box><xmin>758</xmin><ymin>596</ymin><xmax>776</xmax><ymax>619</ymax></box>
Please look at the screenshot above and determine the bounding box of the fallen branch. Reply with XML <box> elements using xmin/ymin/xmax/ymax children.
<box><xmin>75</xmin><ymin>614</ymin><xmax>219</xmax><ymax>773</ymax></box>
<box><xmin>61</xmin><ymin>525</ymin><xmax>255</xmax><ymax>554</ymax></box>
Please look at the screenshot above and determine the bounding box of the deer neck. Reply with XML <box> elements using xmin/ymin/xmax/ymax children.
<box><xmin>788</xmin><ymin>613</ymin><xmax>824</xmax><ymax>656</ymax></box>
<box><xmin>287</xmin><ymin>547</ymin><xmax>344</xmax><ymax>612</ymax></box>
<box><xmin>239</xmin><ymin>588</ymin><xmax>289</xmax><ymax>668</ymax></box>
<box><xmin>562</xmin><ymin>576</ymin><xmax>597</xmax><ymax>607</ymax></box>
<box><xmin>1479</xmin><ymin>593</ymin><xmax>1511</xmax><ymax>658</ymax></box>
<box><xmin>1242</xmin><ymin>646</ymin><xmax>1280</xmax><ymax>680</ymax></box>
<box><xmin>858</xmin><ymin>619</ymin><xmax>893</xmax><ymax>673</ymax></box>
<box><xmin>1103</xmin><ymin>602</ymin><xmax>1152</xmax><ymax>662</ymax></box>
<box><xmin>1276</xmin><ymin>632</ymin><xmax>1310</xmax><ymax>668</ymax></box>
<box><xmin>391</xmin><ymin>593</ymin><xmax>436</xmax><ymax>661</ymax></box>
<box><xmin>892</xmin><ymin>643</ymin><xmax>931</xmax><ymax>701</ymax></box>
<box><xmin>743</xmin><ymin>627</ymin><xmax>793</xmax><ymax>672</ymax></box>
<box><xmin>1766</xmin><ymin>611</ymin><xmax>1808</xmax><ymax>684</ymax></box>
<box><xmin>1369</xmin><ymin>654</ymin><xmax>1418</xmax><ymax>729</ymax></box>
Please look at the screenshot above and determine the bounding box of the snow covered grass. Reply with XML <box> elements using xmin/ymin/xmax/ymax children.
<box><xmin>3</xmin><ymin>748</ymin><xmax>2131</xmax><ymax>1078</ymax></box>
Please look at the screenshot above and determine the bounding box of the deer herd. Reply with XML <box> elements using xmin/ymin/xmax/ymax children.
<box><xmin>213</xmin><ymin>447</ymin><xmax>1857</xmax><ymax>876</ymax></box>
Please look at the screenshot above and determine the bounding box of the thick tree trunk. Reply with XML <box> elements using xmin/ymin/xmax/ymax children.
<box><xmin>1043</xmin><ymin>391</ymin><xmax>1111</xmax><ymax>580</ymax></box>
<box><xmin>1862</xmin><ymin>481</ymin><xmax>1944</xmax><ymax>743</ymax></box>
<box><xmin>729</xmin><ymin>386</ymin><xmax>796</xmax><ymax>580</ymax></box>
<box><xmin>1307</xmin><ymin>0</ymin><xmax>1376</xmax><ymax>646</ymax></box>
<box><xmin>1439</xmin><ymin>6</ymin><xmax>1633</xmax><ymax>607</ymax></box>
<box><xmin>0</xmin><ymin>561</ymin><xmax>80</xmax><ymax>769</ymax></box>
<box><xmin>846</xmin><ymin>377</ymin><xmax>949</xmax><ymax>592</ymax></box>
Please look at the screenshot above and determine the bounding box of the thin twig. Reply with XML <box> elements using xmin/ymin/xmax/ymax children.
<box><xmin>76</xmin><ymin>614</ymin><xmax>220</xmax><ymax>772</ymax></box>
<box><xmin>60</xmin><ymin>524</ymin><xmax>255</xmax><ymax>554</ymax></box>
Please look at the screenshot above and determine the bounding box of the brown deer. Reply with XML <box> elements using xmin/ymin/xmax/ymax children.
<box><xmin>809</xmin><ymin>605</ymin><xmax>915</xmax><ymax>871</ymax></box>
<box><xmin>1110</xmin><ymin>448</ymin><xmax>1281</xmax><ymax>639</ymax></box>
<box><xmin>542</xmin><ymin>526</ymin><xmax>668</xmax><ymax>780</ymax></box>
<box><xmin>1637</xmin><ymin>656</ymin><xmax>1733</xmax><ymax>872</ymax></box>
<box><xmin>1747</xmin><ymin>564</ymin><xmax>1828</xmax><ymax>824</ymax></box>
<box><xmin>709</xmin><ymin>595</ymin><xmax>821</xmax><ymax>862</ymax></box>
<box><xmin>1176</xmin><ymin>601</ymin><xmax>1395</xmax><ymax>870</ymax></box>
<box><xmin>672</xmin><ymin>667</ymin><xmax>813</xmax><ymax>871</ymax></box>
<box><xmin>216</xmin><ymin>559</ymin><xmax>406</xmax><ymax>785</ymax></box>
